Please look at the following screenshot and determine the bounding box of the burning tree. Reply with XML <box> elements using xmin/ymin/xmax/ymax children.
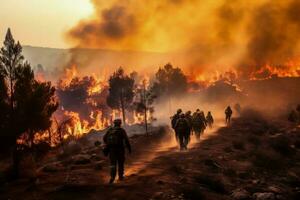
<box><xmin>107</xmin><ymin>68</ymin><xmax>134</xmax><ymax>125</ymax></box>
<box><xmin>0</xmin><ymin>28</ymin><xmax>58</xmax><ymax>178</ymax></box>
<box><xmin>151</xmin><ymin>63</ymin><xmax>188</xmax><ymax>98</ymax></box>
<box><xmin>150</xmin><ymin>63</ymin><xmax>188</xmax><ymax>112</ymax></box>
<box><xmin>134</xmin><ymin>79</ymin><xmax>156</xmax><ymax>134</ymax></box>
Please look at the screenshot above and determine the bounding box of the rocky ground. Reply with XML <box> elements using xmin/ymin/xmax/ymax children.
<box><xmin>0</xmin><ymin>111</ymin><xmax>300</xmax><ymax>200</ymax></box>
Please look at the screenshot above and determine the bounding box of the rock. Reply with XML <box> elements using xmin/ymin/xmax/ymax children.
<box><xmin>90</xmin><ymin>153</ymin><xmax>102</xmax><ymax>161</ymax></box>
<box><xmin>275</xmin><ymin>194</ymin><xmax>284</xmax><ymax>200</ymax></box>
<box><xmin>253</xmin><ymin>192</ymin><xmax>275</xmax><ymax>200</ymax></box>
<box><xmin>232</xmin><ymin>189</ymin><xmax>250</xmax><ymax>200</ymax></box>
<box><xmin>267</xmin><ymin>186</ymin><xmax>283</xmax><ymax>194</ymax></box>
<box><xmin>64</xmin><ymin>142</ymin><xmax>82</xmax><ymax>155</ymax></box>
<box><xmin>42</xmin><ymin>162</ymin><xmax>62</xmax><ymax>172</ymax></box>
<box><xmin>72</xmin><ymin>154</ymin><xmax>91</xmax><ymax>165</ymax></box>
<box><xmin>152</xmin><ymin>191</ymin><xmax>164</xmax><ymax>199</ymax></box>
<box><xmin>203</xmin><ymin>159</ymin><xmax>222</xmax><ymax>169</ymax></box>
<box><xmin>94</xmin><ymin>161</ymin><xmax>105</xmax><ymax>170</ymax></box>
<box><xmin>252</xmin><ymin>179</ymin><xmax>260</xmax><ymax>184</ymax></box>
<box><xmin>238</xmin><ymin>171</ymin><xmax>251</xmax><ymax>179</ymax></box>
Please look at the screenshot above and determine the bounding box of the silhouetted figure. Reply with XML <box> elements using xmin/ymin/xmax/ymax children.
<box><xmin>225</xmin><ymin>106</ymin><xmax>233</xmax><ymax>125</ymax></box>
<box><xmin>185</xmin><ymin>111</ymin><xmax>193</xmax><ymax>143</ymax></box>
<box><xmin>103</xmin><ymin>119</ymin><xmax>131</xmax><ymax>184</ymax></box>
<box><xmin>192</xmin><ymin>110</ymin><xmax>206</xmax><ymax>141</ymax></box>
<box><xmin>206</xmin><ymin>111</ymin><xmax>214</xmax><ymax>129</ymax></box>
<box><xmin>288</xmin><ymin>110</ymin><xmax>299</xmax><ymax>123</ymax></box>
<box><xmin>171</xmin><ymin>109</ymin><xmax>182</xmax><ymax>141</ymax></box>
<box><xmin>175</xmin><ymin>114</ymin><xmax>190</xmax><ymax>150</ymax></box>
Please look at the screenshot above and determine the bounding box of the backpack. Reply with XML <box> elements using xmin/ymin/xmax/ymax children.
<box><xmin>193</xmin><ymin>114</ymin><xmax>203</xmax><ymax>127</ymax></box>
<box><xmin>171</xmin><ymin>114</ymin><xmax>179</xmax><ymax>128</ymax></box>
<box><xmin>176</xmin><ymin>118</ymin><xmax>188</xmax><ymax>131</ymax></box>
<box><xmin>106</xmin><ymin>127</ymin><xmax>122</xmax><ymax>146</ymax></box>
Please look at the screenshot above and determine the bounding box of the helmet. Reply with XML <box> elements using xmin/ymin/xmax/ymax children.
<box><xmin>186</xmin><ymin>111</ymin><xmax>191</xmax><ymax>115</ymax></box>
<box><xmin>177</xmin><ymin>109</ymin><xmax>182</xmax><ymax>114</ymax></box>
<box><xmin>113</xmin><ymin>119</ymin><xmax>122</xmax><ymax>126</ymax></box>
<box><xmin>196</xmin><ymin>109</ymin><xmax>200</xmax><ymax>112</ymax></box>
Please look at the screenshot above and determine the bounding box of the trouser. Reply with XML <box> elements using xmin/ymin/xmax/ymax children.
<box><xmin>194</xmin><ymin>127</ymin><xmax>202</xmax><ymax>141</ymax></box>
<box><xmin>109</xmin><ymin>149</ymin><xmax>125</xmax><ymax>181</ymax></box>
<box><xmin>178</xmin><ymin>133</ymin><xmax>189</xmax><ymax>150</ymax></box>
<box><xmin>226</xmin><ymin>115</ymin><xmax>231</xmax><ymax>124</ymax></box>
<box><xmin>175</xmin><ymin>130</ymin><xmax>179</xmax><ymax>143</ymax></box>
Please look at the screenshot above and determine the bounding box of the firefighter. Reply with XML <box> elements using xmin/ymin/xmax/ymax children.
<box><xmin>185</xmin><ymin>111</ymin><xmax>193</xmax><ymax>143</ymax></box>
<box><xmin>206</xmin><ymin>111</ymin><xmax>214</xmax><ymax>129</ymax></box>
<box><xmin>200</xmin><ymin>111</ymin><xmax>207</xmax><ymax>133</ymax></box>
<box><xmin>192</xmin><ymin>110</ymin><xmax>206</xmax><ymax>141</ymax></box>
<box><xmin>103</xmin><ymin>119</ymin><xmax>131</xmax><ymax>184</ymax></box>
<box><xmin>175</xmin><ymin>113</ymin><xmax>190</xmax><ymax>150</ymax></box>
<box><xmin>171</xmin><ymin>109</ymin><xmax>182</xmax><ymax>141</ymax></box>
<box><xmin>225</xmin><ymin>106</ymin><xmax>233</xmax><ymax>125</ymax></box>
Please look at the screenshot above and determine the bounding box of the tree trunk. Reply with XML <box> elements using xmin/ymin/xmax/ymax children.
<box><xmin>144</xmin><ymin>106</ymin><xmax>148</xmax><ymax>135</ymax></box>
<box><xmin>12</xmin><ymin>142</ymin><xmax>20</xmax><ymax>179</ymax></box>
<box><xmin>120</xmin><ymin>89</ymin><xmax>126</xmax><ymax>126</ymax></box>
<box><xmin>143</xmin><ymin>82</ymin><xmax>148</xmax><ymax>135</ymax></box>
<box><xmin>48</xmin><ymin>129</ymin><xmax>52</xmax><ymax>146</ymax></box>
<box><xmin>120</xmin><ymin>98</ymin><xmax>126</xmax><ymax>126</ymax></box>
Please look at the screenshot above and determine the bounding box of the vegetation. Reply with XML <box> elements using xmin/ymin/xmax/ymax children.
<box><xmin>0</xmin><ymin>28</ymin><xmax>58</xmax><ymax>178</ymax></box>
<box><xmin>151</xmin><ymin>63</ymin><xmax>188</xmax><ymax>99</ymax></box>
<box><xmin>106</xmin><ymin>67</ymin><xmax>135</xmax><ymax>125</ymax></box>
<box><xmin>134</xmin><ymin>79</ymin><xmax>156</xmax><ymax>134</ymax></box>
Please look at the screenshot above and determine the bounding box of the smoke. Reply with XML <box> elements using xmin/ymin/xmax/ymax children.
<box><xmin>65</xmin><ymin>0</ymin><xmax>300</xmax><ymax>78</ymax></box>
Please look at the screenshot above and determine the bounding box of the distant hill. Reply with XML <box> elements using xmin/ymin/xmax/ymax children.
<box><xmin>22</xmin><ymin>46</ymin><xmax>174</xmax><ymax>80</ymax></box>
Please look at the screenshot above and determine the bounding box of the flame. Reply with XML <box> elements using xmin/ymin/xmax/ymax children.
<box><xmin>58</xmin><ymin>65</ymin><xmax>79</xmax><ymax>87</ymax></box>
<box><xmin>250</xmin><ymin>63</ymin><xmax>300</xmax><ymax>80</ymax></box>
<box><xmin>63</xmin><ymin>110</ymin><xmax>109</xmax><ymax>138</ymax></box>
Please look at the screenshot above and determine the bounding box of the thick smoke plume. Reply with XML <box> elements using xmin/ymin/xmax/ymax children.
<box><xmin>66</xmin><ymin>0</ymin><xmax>300</xmax><ymax>78</ymax></box>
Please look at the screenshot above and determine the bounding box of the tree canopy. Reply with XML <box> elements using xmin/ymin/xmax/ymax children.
<box><xmin>106</xmin><ymin>68</ymin><xmax>135</xmax><ymax>124</ymax></box>
<box><xmin>0</xmin><ymin>28</ymin><xmax>58</xmax><ymax>151</ymax></box>
<box><xmin>151</xmin><ymin>63</ymin><xmax>188</xmax><ymax>98</ymax></box>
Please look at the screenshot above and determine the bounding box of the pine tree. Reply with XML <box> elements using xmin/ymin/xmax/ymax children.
<box><xmin>107</xmin><ymin>68</ymin><xmax>135</xmax><ymax>125</ymax></box>
<box><xmin>0</xmin><ymin>28</ymin><xmax>58</xmax><ymax>178</ymax></box>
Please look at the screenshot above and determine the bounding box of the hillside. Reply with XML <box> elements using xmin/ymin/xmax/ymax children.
<box><xmin>1</xmin><ymin>111</ymin><xmax>300</xmax><ymax>200</ymax></box>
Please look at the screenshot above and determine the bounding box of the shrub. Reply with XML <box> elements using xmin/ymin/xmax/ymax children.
<box><xmin>195</xmin><ymin>175</ymin><xmax>227</xmax><ymax>194</ymax></box>
<box><xmin>269</xmin><ymin>135</ymin><xmax>294</xmax><ymax>156</ymax></box>
<box><xmin>232</xmin><ymin>140</ymin><xmax>245</xmax><ymax>150</ymax></box>
<box><xmin>180</xmin><ymin>186</ymin><xmax>205</xmax><ymax>200</ymax></box>
<box><xmin>251</xmin><ymin>150</ymin><xmax>284</xmax><ymax>171</ymax></box>
<box><xmin>247</xmin><ymin>136</ymin><xmax>261</xmax><ymax>147</ymax></box>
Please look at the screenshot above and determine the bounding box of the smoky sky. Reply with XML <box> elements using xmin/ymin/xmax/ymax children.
<box><xmin>66</xmin><ymin>0</ymin><xmax>300</xmax><ymax>78</ymax></box>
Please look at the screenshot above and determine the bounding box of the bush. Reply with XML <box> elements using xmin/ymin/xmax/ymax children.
<box><xmin>269</xmin><ymin>135</ymin><xmax>294</xmax><ymax>156</ymax></box>
<box><xmin>294</xmin><ymin>139</ymin><xmax>300</xmax><ymax>149</ymax></box>
<box><xmin>34</xmin><ymin>141</ymin><xmax>51</xmax><ymax>159</ymax></box>
<box><xmin>223</xmin><ymin>168</ymin><xmax>236</xmax><ymax>177</ymax></box>
<box><xmin>247</xmin><ymin>136</ymin><xmax>261</xmax><ymax>147</ymax></box>
<box><xmin>223</xmin><ymin>146</ymin><xmax>233</xmax><ymax>153</ymax></box>
<box><xmin>251</xmin><ymin>150</ymin><xmax>284</xmax><ymax>171</ymax></box>
<box><xmin>180</xmin><ymin>186</ymin><xmax>205</xmax><ymax>200</ymax></box>
<box><xmin>195</xmin><ymin>175</ymin><xmax>227</xmax><ymax>194</ymax></box>
<box><xmin>232</xmin><ymin>140</ymin><xmax>245</xmax><ymax>150</ymax></box>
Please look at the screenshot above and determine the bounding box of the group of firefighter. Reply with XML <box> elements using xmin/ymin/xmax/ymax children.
<box><xmin>102</xmin><ymin>106</ymin><xmax>233</xmax><ymax>184</ymax></box>
<box><xmin>171</xmin><ymin>106</ymin><xmax>233</xmax><ymax>150</ymax></box>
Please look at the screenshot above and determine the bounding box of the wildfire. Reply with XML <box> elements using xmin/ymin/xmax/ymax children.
<box><xmin>63</xmin><ymin>110</ymin><xmax>109</xmax><ymax>138</ymax></box>
<box><xmin>250</xmin><ymin>63</ymin><xmax>300</xmax><ymax>80</ymax></box>
<box><xmin>58</xmin><ymin>65</ymin><xmax>78</xmax><ymax>87</ymax></box>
